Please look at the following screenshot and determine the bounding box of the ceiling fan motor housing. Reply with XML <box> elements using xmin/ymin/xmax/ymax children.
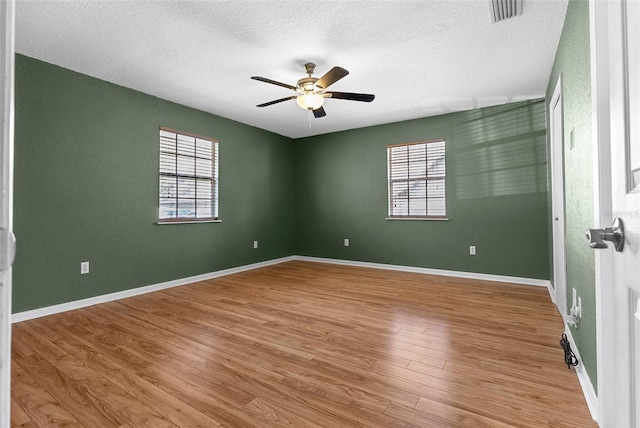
<box><xmin>297</xmin><ymin>77</ymin><xmax>319</xmax><ymax>93</ymax></box>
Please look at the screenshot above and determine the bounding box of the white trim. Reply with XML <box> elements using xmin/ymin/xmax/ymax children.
<box><xmin>564</xmin><ymin>325</ymin><xmax>599</xmax><ymax>423</ymax></box>
<box><xmin>156</xmin><ymin>219</ymin><xmax>222</xmax><ymax>225</ymax></box>
<box><xmin>11</xmin><ymin>256</ymin><xmax>295</xmax><ymax>323</ymax></box>
<box><xmin>12</xmin><ymin>255</ymin><xmax>555</xmax><ymax>324</ymax></box>
<box><xmin>549</xmin><ymin>74</ymin><xmax>568</xmax><ymax>317</ymax></box>
<box><xmin>546</xmin><ymin>281</ymin><xmax>556</xmax><ymax>304</ymax></box>
<box><xmin>293</xmin><ymin>256</ymin><xmax>552</xmax><ymax>288</ymax></box>
<box><xmin>590</xmin><ymin>1</ymin><xmax>615</xmax><ymax>426</ymax></box>
<box><xmin>385</xmin><ymin>217</ymin><xmax>450</xmax><ymax>221</ymax></box>
<box><xmin>0</xmin><ymin>1</ymin><xmax>13</xmax><ymax>426</ymax></box>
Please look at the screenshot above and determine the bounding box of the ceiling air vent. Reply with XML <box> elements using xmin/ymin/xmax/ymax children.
<box><xmin>489</xmin><ymin>0</ymin><xmax>523</xmax><ymax>23</ymax></box>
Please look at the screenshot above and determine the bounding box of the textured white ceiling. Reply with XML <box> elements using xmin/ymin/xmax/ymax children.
<box><xmin>15</xmin><ymin>0</ymin><xmax>568</xmax><ymax>139</ymax></box>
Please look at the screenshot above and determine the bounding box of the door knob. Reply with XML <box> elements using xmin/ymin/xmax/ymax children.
<box><xmin>585</xmin><ymin>218</ymin><xmax>624</xmax><ymax>252</ymax></box>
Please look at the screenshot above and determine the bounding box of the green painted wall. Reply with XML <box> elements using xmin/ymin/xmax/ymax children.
<box><xmin>14</xmin><ymin>54</ymin><xmax>553</xmax><ymax>317</ymax></box>
<box><xmin>545</xmin><ymin>0</ymin><xmax>596</xmax><ymax>389</ymax></box>
<box><xmin>13</xmin><ymin>55</ymin><xmax>295</xmax><ymax>313</ymax></box>
<box><xmin>295</xmin><ymin>100</ymin><xmax>550</xmax><ymax>279</ymax></box>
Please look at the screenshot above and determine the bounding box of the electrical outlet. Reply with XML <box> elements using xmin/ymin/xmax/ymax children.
<box><xmin>253</xmin><ymin>240</ymin><xmax>258</xmax><ymax>249</ymax></box>
<box><xmin>80</xmin><ymin>261</ymin><xmax>89</xmax><ymax>274</ymax></box>
<box><xmin>344</xmin><ymin>238</ymin><xmax>349</xmax><ymax>247</ymax></box>
<box><xmin>469</xmin><ymin>245</ymin><xmax>476</xmax><ymax>255</ymax></box>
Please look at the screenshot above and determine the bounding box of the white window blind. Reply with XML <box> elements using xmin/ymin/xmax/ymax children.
<box><xmin>388</xmin><ymin>139</ymin><xmax>446</xmax><ymax>218</ymax></box>
<box><xmin>159</xmin><ymin>128</ymin><xmax>218</xmax><ymax>222</ymax></box>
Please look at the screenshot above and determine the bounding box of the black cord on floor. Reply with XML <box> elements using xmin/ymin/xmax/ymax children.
<box><xmin>560</xmin><ymin>333</ymin><xmax>579</xmax><ymax>369</ymax></box>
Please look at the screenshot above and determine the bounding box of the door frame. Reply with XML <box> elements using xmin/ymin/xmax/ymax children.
<box><xmin>549</xmin><ymin>74</ymin><xmax>567</xmax><ymax>316</ymax></box>
<box><xmin>0</xmin><ymin>1</ymin><xmax>14</xmax><ymax>426</ymax></box>
<box><xmin>589</xmin><ymin>0</ymin><xmax>623</xmax><ymax>425</ymax></box>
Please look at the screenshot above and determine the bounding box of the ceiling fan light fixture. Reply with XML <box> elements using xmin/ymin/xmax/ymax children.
<box><xmin>296</xmin><ymin>93</ymin><xmax>324</xmax><ymax>110</ymax></box>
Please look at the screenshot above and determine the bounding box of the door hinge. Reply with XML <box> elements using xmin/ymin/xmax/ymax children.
<box><xmin>0</xmin><ymin>228</ymin><xmax>15</xmax><ymax>271</ymax></box>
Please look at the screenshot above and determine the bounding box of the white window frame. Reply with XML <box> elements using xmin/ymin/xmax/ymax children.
<box><xmin>387</xmin><ymin>139</ymin><xmax>447</xmax><ymax>220</ymax></box>
<box><xmin>158</xmin><ymin>127</ymin><xmax>219</xmax><ymax>224</ymax></box>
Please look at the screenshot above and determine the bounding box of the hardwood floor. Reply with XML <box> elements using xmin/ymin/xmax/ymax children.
<box><xmin>11</xmin><ymin>261</ymin><xmax>596</xmax><ymax>427</ymax></box>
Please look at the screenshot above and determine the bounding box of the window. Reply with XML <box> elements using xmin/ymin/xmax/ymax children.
<box><xmin>387</xmin><ymin>139</ymin><xmax>446</xmax><ymax>219</ymax></box>
<box><xmin>159</xmin><ymin>127</ymin><xmax>219</xmax><ymax>222</ymax></box>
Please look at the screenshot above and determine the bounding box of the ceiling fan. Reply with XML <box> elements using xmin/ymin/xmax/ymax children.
<box><xmin>251</xmin><ymin>63</ymin><xmax>375</xmax><ymax>118</ymax></box>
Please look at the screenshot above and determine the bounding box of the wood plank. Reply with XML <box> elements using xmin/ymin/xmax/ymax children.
<box><xmin>397</xmin><ymin>397</ymin><xmax>529</xmax><ymax>428</ymax></box>
<box><xmin>243</xmin><ymin>397</ymin><xmax>325</xmax><ymax>428</ymax></box>
<box><xmin>10</xmin><ymin>361</ymin><xmax>82</xmax><ymax>428</ymax></box>
<box><xmin>11</xmin><ymin>261</ymin><xmax>596</xmax><ymax>427</ymax></box>
<box><xmin>10</xmin><ymin>397</ymin><xmax>33</xmax><ymax>427</ymax></box>
<box><xmin>27</xmin><ymin>318</ymin><xmax>222</xmax><ymax>428</ymax></box>
<box><xmin>14</xmin><ymin>323</ymin><xmax>176</xmax><ymax>428</ymax></box>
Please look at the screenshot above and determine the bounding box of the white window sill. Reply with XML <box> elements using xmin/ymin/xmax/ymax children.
<box><xmin>156</xmin><ymin>219</ymin><xmax>222</xmax><ymax>225</ymax></box>
<box><xmin>386</xmin><ymin>217</ymin><xmax>449</xmax><ymax>221</ymax></box>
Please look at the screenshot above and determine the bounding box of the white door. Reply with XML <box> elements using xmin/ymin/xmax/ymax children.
<box><xmin>550</xmin><ymin>75</ymin><xmax>567</xmax><ymax>315</ymax></box>
<box><xmin>592</xmin><ymin>0</ymin><xmax>640</xmax><ymax>426</ymax></box>
<box><xmin>0</xmin><ymin>1</ymin><xmax>15</xmax><ymax>426</ymax></box>
<box><xmin>608</xmin><ymin>1</ymin><xmax>640</xmax><ymax>424</ymax></box>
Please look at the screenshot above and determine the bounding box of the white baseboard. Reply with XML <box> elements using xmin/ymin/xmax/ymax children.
<box><xmin>293</xmin><ymin>255</ymin><xmax>552</xmax><ymax>288</ymax></box>
<box><xmin>547</xmin><ymin>282</ymin><xmax>556</xmax><ymax>304</ymax></box>
<box><xmin>563</xmin><ymin>325</ymin><xmax>599</xmax><ymax>423</ymax></box>
<box><xmin>11</xmin><ymin>256</ymin><xmax>295</xmax><ymax>323</ymax></box>
<box><xmin>12</xmin><ymin>255</ymin><xmax>552</xmax><ymax>323</ymax></box>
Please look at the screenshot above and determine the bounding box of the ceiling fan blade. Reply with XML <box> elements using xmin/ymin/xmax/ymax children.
<box><xmin>256</xmin><ymin>96</ymin><xmax>297</xmax><ymax>107</ymax></box>
<box><xmin>315</xmin><ymin>67</ymin><xmax>349</xmax><ymax>90</ymax></box>
<box><xmin>251</xmin><ymin>76</ymin><xmax>297</xmax><ymax>91</ymax></box>
<box><xmin>325</xmin><ymin>91</ymin><xmax>375</xmax><ymax>102</ymax></box>
<box><xmin>313</xmin><ymin>106</ymin><xmax>327</xmax><ymax>118</ymax></box>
